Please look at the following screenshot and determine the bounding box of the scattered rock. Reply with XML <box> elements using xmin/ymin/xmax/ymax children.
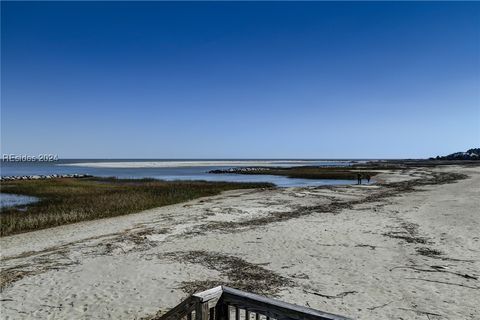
<box><xmin>209</xmin><ymin>167</ymin><xmax>272</xmax><ymax>174</ymax></box>
<box><xmin>0</xmin><ymin>174</ymin><xmax>92</xmax><ymax>181</ymax></box>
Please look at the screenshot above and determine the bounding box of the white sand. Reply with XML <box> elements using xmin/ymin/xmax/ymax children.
<box><xmin>1</xmin><ymin>166</ymin><xmax>479</xmax><ymax>319</ymax></box>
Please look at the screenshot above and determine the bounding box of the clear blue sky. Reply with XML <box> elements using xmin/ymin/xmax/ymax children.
<box><xmin>1</xmin><ymin>1</ymin><xmax>479</xmax><ymax>159</ymax></box>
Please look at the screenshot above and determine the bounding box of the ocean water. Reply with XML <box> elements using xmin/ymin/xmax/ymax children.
<box><xmin>0</xmin><ymin>159</ymin><xmax>359</xmax><ymax>187</ymax></box>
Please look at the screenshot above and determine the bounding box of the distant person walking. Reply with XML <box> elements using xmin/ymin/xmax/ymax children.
<box><xmin>366</xmin><ymin>175</ymin><xmax>371</xmax><ymax>184</ymax></box>
<box><xmin>357</xmin><ymin>173</ymin><xmax>362</xmax><ymax>185</ymax></box>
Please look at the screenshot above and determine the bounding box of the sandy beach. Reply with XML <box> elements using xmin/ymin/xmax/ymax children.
<box><xmin>1</xmin><ymin>165</ymin><xmax>479</xmax><ymax>320</ymax></box>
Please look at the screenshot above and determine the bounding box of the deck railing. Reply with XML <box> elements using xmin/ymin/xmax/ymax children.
<box><xmin>159</xmin><ymin>286</ymin><xmax>351</xmax><ymax>320</ymax></box>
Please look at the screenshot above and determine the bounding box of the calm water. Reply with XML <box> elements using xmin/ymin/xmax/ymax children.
<box><xmin>0</xmin><ymin>193</ymin><xmax>38</xmax><ymax>209</ymax></box>
<box><xmin>0</xmin><ymin>159</ymin><xmax>361</xmax><ymax>187</ymax></box>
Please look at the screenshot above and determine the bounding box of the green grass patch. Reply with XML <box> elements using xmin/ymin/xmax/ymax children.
<box><xmin>0</xmin><ymin>177</ymin><xmax>273</xmax><ymax>237</ymax></box>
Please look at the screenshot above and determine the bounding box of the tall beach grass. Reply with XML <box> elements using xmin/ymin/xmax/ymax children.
<box><xmin>0</xmin><ymin>177</ymin><xmax>273</xmax><ymax>236</ymax></box>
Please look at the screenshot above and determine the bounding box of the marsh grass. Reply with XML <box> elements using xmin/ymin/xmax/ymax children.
<box><xmin>0</xmin><ymin>177</ymin><xmax>273</xmax><ymax>236</ymax></box>
<box><xmin>234</xmin><ymin>166</ymin><xmax>378</xmax><ymax>180</ymax></box>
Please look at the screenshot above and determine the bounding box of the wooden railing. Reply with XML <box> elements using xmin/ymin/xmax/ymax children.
<box><xmin>159</xmin><ymin>286</ymin><xmax>352</xmax><ymax>320</ymax></box>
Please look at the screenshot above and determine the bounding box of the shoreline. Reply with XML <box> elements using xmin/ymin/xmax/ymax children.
<box><xmin>1</xmin><ymin>164</ymin><xmax>479</xmax><ymax>319</ymax></box>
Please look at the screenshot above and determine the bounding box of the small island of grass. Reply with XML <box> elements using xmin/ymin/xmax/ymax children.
<box><xmin>209</xmin><ymin>166</ymin><xmax>379</xmax><ymax>180</ymax></box>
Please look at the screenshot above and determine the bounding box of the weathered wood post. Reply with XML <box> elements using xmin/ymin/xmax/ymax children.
<box><xmin>195</xmin><ymin>302</ymin><xmax>210</xmax><ymax>320</ymax></box>
<box><xmin>215</xmin><ymin>298</ymin><xmax>229</xmax><ymax>320</ymax></box>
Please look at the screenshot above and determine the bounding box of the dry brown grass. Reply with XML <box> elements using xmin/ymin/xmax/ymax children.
<box><xmin>212</xmin><ymin>166</ymin><xmax>378</xmax><ymax>180</ymax></box>
<box><xmin>0</xmin><ymin>177</ymin><xmax>273</xmax><ymax>236</ymax></box>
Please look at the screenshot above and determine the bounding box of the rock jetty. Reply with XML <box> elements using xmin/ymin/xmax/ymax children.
<box><xmin>0</xmin><ymin>174</ymin><xmax>93</xmax><ymax>181</ymax></box>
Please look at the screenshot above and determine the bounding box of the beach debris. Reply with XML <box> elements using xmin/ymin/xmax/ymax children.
<box><xmin>354</xmin><ymin>244</ymin><xmax>377</xmax><ymax>250</ymax></box>
<box><xmin>398</xmin><ymin>307</ymin><xmax>444</xmax><ymax>318</ymax></box>
<box><xmin>366</xmin><ymin>301</ymin><xmax>394</xmax><ymax>311</ymax></box>
<box><xmin>416</xmin><ymin>247</ymin><xmax>443</xmax><ymax>257</ymax></box>
<box><xmin>0</xmin><ymin>269</ymin><xmax>36</xmax><ymax>291</ymax></box>
<box><xmin>383</xmin><ymin>222</ymin><xmax>431</xmax><ymax>244</ymax></box>
<box><xmin>161</xmin><ymin>250</ymin><xmax>292</xmax><ymax>296</ymax></box>
<box><xmin>414</xmin><ymin>247</ymin><xmax>475</xmax><ymax>263</ymax></box>
<box><xmin>303</xmin><ymin>289</ymin><xmax>357</xmax><ymax>299</ymax></box>
<box><xmin>102</xmin><ymin>227</ymin><xmax>168</xmax><ymax>255</ymax></box>
<box><xmin>404</xmin><ymin>277</ymin><xmax>480</xmax><ymax>290</ymax></box>
<box><xmin>390</xmin><ymin>265</ymin><xmax>478</xmax><ymax>280</ymax></box>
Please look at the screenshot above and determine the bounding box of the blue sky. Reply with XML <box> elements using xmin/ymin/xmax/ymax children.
<box><xmin>1</xmin><ymin>1</ymin><xmax>479</xmax><ymax>159</ymax></box>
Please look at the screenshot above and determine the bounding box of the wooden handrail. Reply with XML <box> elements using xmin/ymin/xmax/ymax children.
<box><xmin>194</xmin><ymin>286</ymin><xmax>223</xmax><ymax>303</ymax></box>
<box><xmin>159</xmin><ymin>286</ymin><xmax>352</xmax><ymax>320</ymax></box>
<box><xmin>157</xmin><ymin>295</ymin><xmax>201</xmax><ymax>320</ymax></box>
<box><xmin>221</xmin><ymin>286</ymin><xmax>350</xmax><ymax>320</ymax></box>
